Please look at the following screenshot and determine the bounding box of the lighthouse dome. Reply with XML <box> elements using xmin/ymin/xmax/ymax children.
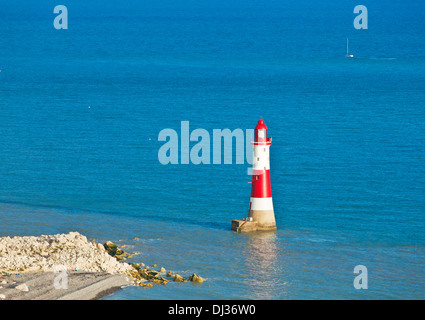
<box><xmin>255</xmin><ymin>119</ymin><xmax>268</xmax><ymax>131</ymax></box>
<box><xmin>254</xmin><ymin>119</ymin><xmax>269</xmax><ymax>142</ymax></box>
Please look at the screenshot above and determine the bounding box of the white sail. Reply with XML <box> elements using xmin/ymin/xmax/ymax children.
<box><xmin>346</xmin><ymin>38</ymin><xmax>354</xmax><ymax>58</ymax></box>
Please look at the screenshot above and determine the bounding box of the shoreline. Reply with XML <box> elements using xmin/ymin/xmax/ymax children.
<box><xmin>0</xmin><ymin>232</ymin><xmax>134</xmax><ymax>300</ymax></box>
<box><xmin>0</xmin><ymin>271</ymin><xmax>131</xmax><ymax>300</ymax></box>
<box><xmin>0</xmin><ymin>231</ymin><xmax>137</xmax><ymax>300</ymax></box>
<box><xmin>0</xmin><ymin>231</ymin><xmax>205</xmax><ymax>300</ymax></box>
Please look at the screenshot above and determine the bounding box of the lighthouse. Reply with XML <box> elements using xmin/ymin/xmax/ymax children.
<box><xmin>231</xmin><ymin>118</ymin><xmax>277</xmax><ymax>232</ymax></box>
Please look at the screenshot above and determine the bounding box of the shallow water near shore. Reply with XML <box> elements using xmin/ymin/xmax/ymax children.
<box><xmin>1</xmin><ymin>0</ymin><xmax>425</xmax><ymax>299</ymax></box>
<box><xmin>1</xmin><ymin>202</ymin><xmax>424</xmax><ymax>299</ymax></box>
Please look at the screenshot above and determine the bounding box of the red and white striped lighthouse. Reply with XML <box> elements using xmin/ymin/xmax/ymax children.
<box><xmin>248</xmin><ymin>118</ymin><xmax>277</xmax><ymax>231</ymax></box>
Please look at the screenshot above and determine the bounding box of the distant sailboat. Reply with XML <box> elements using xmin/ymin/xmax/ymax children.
<box><xmin>346</xmin><ymin>38</ymin><xmax>354</xmax><ymax>58</ymax></box>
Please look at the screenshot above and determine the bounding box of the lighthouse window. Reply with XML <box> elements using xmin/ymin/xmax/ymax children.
<box><xmin>257</xmin><ymin>157</ymin><xmax>260</xmax><ymax>161</ymax></box>
<box><xmin>258</xmin><ymin>130</ymin><xmax>266</xmax><ymax>139</ymax></box>
<box><xmin>256</xmin><ymin>176</ymin><xmax>259</xmax><ymax>180</ymax></box>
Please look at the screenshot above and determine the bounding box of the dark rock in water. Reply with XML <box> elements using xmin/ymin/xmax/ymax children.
<box><xmin>104</xmin><ymin>241</ymin><xmax>118</xmax><ymax>255</ymax></box>
<box><xmin>173</xmin><ymin>274</ymin><xmax>186</xmax><ymax>282</ymax></box>
<box><xmin>103</xmin><ymin>241</ymin><xmax>203</xmax><ymax>287</ymax></box>
<box><xmin>158</xmin><ymin>277</ymin><xmax>170</xmax><ymax>284</ymax></box>
<box><xmin>138</xmin><ymin>269</ymin><xmax>162</xmax><ymax>281</ymax></box>
<box><xmin>147</xmin><ymin>270</ymin><xmax>160</xmax><ymax>278</ymax></box>
<box><xmin>132</xmin><ymin>263</ymin><xmax>141</xmax><ymax>270</ymax></box>
<box><xmin>104</xmin><ymin>241</ymin><xmax>126</xmax><ymax>261</ymax></box>
<box><xmin>189</xmin><ymin>273</ymin><xmax>205</xmax><ymax>283</ymax></box>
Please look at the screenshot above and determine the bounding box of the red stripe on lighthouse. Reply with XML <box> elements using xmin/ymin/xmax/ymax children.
<box><xmin>250</xmin><ymin>169</ymin><xmax>272</xmax><ymax>198</ymax></box>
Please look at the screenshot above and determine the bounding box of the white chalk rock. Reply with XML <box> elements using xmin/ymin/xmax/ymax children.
<box><xmin>0</xmin><ymin>232</ymin><xmax>133</xmax><ymax>275</ymax></box>
<box><xmin>0</xmin><ymin>294</ymin><xmax>6</xmax><ymax>300</ymax></box>
<box><xmin>15</xmin><ymin>283</ymin><xmax>29</xmax><ymax>292</ymax></box>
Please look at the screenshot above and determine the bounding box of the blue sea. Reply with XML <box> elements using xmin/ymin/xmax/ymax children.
<box><xmin>0</xmin><ymin>0</ymin><xmax>424</xmax><ymax>299</ymax></box>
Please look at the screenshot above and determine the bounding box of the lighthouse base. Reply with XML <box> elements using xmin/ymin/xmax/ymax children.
<box><xmin>248</xmin><ymin>209</ymin><xmax>277</xmax><ymax>231</ymax></box>
<box><xmin>231</xmin><ymin>219</ymin><xmax>258</xmax><ymax>233</ymax></box>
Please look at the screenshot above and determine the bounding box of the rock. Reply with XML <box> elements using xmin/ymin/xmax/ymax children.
<box><xmin>128</xmin><ymin>269</ymin><xmax>143</xmax><ymax>282</ymax></box>
<box><xmin>103</xmin><ymin>241</ymin><xmax>127</xmax><ymax>261</ymax></box>
<box><xmin>151</xmin><ymin>276</ymin><xmax>168</xmax><ymax>285</ymax></box>
<box><xmin>158</xmin><ymin>277</ymin><xmax>170</xmax><ymax>284</ymax></box>
<box><xmin>152</xmin><ymin>264</ymin><xmax>157</xmax><ymax>268</ymax></box>
<box><xmin>15</xmin><ymin>283</ymin><xmax>29</xmax><ymax>292</ymax></box>
<box><xmin>138</xmin><ymin>269</ymin><xmax>148</xmax><ymax>276</ymax></box>
<box><xmin>189</xmin><ymin>273</ymin><xmax>205</xmax><ymax>283</ymax></box>
<box><xmin>103</xmin><ymin>241</ymin><xmax>118</xmax><ymax>256</ymax></box>
<box><xmin>115</xmin><ymin>254</ymin><xmax>127</xmax><ymax>261</ymax></box>
<box><xmin>0</xmin><ymin>294</ymin><xmax>5</xmax><ymax>300</ymax></box>
<box><xmin>134</xmin><ymin>237</ymin><xmax>140</xmax><ymax>240</ymax></box>
<box><xmin>0</xmin><ymin>232</ymin><xmax>133</xmax><ymax>275</ymax></box>
<box><xmin>173</xmin><ymin>274</ymin><xmax>186</xmax><ymax>283</ymax></box>
<box><xmin>138</xmin><ymin>269</ymin><xmax>161</xmax><ymax>281</ymax></box>
<box><xmin>160</xmin><ymin>267</ymin><xmax>166</xmax><ymax>273</ymax></box>
<box><xmin>132</xmin><ymin>263</ymin><xmax>141</xmax><ymax>270</ymax></box>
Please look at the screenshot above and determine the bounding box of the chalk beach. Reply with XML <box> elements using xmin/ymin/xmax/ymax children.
<box><xmin>0</xmin><ymin>271</ymin><xmax>131</xmax><ymax>300</ymax></box>
<box><xmin>0</xmin><ymin>232</ymin><xmax>135</xmax><ymax>300</ymax></box>
<box><xmin>0</xmin><ymin>231</ymin><xmax>205</xmax><ymax>300</ymax></box>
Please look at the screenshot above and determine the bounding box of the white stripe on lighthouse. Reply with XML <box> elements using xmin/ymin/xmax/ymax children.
<box><xmin>250</xmin><ymin>197</ymin><xmax>274</xmax><ymax>211</ymax></box>
<box><xmin>253</xmin><ymin>145</ymin><xmax>270</xmax><ymax>170</ymax></box>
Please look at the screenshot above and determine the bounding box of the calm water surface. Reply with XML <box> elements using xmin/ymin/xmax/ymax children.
<box><xmin>0</xmin><ymin>0</ymin><xmax>424</xmax><ymax>299</ymax></box>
